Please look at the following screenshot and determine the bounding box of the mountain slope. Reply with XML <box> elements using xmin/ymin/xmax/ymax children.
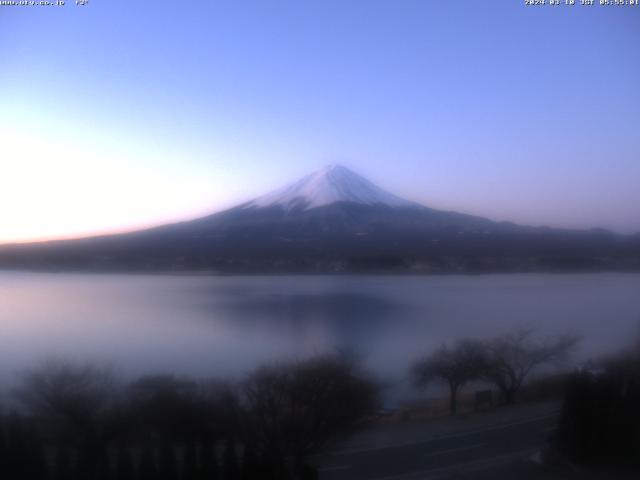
<box><xmin>0</xmin><ymin>165</ymin><xmax>639</xmax><ymax>273</ymax></box>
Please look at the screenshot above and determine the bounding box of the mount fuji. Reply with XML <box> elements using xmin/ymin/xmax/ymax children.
<box><xmin>242</xmin><ymin>164</ymin><xmax>418</xmax><ymax>211</ymax></box>
<box><xmin>1</xmin><ymin>165</ymin><xmax>638</xmax><ymax>272</ymax></box>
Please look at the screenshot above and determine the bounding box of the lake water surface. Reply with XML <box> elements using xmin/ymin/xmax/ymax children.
<box><xmin>1</xmin><ymin>272</ymin><xmax>639</xmax><ymax>397</ymax></box>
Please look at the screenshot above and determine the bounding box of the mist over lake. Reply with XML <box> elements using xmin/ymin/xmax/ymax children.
<box><xmin>1</xmin><ymin>272</ymin><xmax>639</xmax><ymax>396</ymax></box>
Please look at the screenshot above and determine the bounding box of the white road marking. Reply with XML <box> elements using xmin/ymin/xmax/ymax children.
<box><xmin>423</xmin><ymin>442</ymin><xmax>487</xmax><ymax>458</ymax></box>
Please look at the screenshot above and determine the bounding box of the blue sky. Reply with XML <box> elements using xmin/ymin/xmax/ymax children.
<box><xmin>1</xmin><ymin>1</ymin><xmax>639</xmax><ymax>242</ymax></box>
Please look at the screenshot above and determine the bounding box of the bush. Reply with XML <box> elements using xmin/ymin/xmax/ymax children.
<box><xmin>241</xmin><ymin>354</ymin><xmax>380</xmax><ymax>476</ymax></box>
<box><xmin>555</xmin><ymin>348</ymin><xmax>640</xmax><ymax>466</ymax></box>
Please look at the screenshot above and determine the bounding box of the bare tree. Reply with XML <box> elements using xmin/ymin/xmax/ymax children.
<box><xmin>412</xmin><ymin>339</ymin><xmax>488</xmax><ymax>415</ymax></box>
<box><xmin>242</xmin><ymin>355</ymin><xmax>379</xmax><ymax>463</ymax></box>
<box><xmin>14</xmin><ymin>359</ymin><xmax>118</xmax><ymax>479</ymax></box>
<box><xmin>14</xmin><ymin>359</ymin><xmax>117</xmax><ymax>431</ymax></box>
<box><xmin>484</xmin><ymin>327</ymin><xmax>579</xmax><ymax>404</ymax></box>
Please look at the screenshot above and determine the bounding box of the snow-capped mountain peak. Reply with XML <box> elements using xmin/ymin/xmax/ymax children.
<box><xmin>242</xmin><ymin>164</ymin><xmax>418</xmax><ymax>211</ymax></box>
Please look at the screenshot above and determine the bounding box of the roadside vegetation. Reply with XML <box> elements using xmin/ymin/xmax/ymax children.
<box><xmin>410</xmin><ymin>326</ymin><xmax>640</xmax><ymax>471</ymax></box>
<box><xmin>553</xmin><ymin>337</ymin><xmax>640</xmax><ymax>467</ymax></box>
<box><xmin>0</xmin><ymin>355</ymin><xmax>379</xmax><ymax>480</ymax></box>
<box><xmin>3</xmin><ymin>327</ymin><xmax>638</xmax><ymax>478</ymax></box>
<box><xmin>411</xmin><ymin>327</ymin><xmax>579</xmax><ymax>416</ymax></box>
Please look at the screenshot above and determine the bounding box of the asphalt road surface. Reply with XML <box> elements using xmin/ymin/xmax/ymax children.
<box><xmin>315</xmin><ymin>406</ymin><xmax>559</xmax><ymax>480</ymax></box>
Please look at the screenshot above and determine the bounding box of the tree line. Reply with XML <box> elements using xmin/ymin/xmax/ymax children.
<box><xmin>0</xmin><ymin>326</ymin><xmax>592</xmax><ymax>479</ymax></box>
<box><xmin>0</xmin><ymin>354</ymin><xmax>379</xmax><ymax>480</ymax></box>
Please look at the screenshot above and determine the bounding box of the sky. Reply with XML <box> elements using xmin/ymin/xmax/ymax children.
<box><xmin>1</xmin><ymin>0</ymin><xmax>639</xmax><ymax>243</ymax></box>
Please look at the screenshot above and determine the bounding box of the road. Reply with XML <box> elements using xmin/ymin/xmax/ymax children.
<box><xmin>314</xmin><ymin>403</ymin><xmax>559</xmax><ymax>480</ymax></box>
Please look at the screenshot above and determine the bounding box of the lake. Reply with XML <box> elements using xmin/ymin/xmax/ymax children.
<box><xmin>1</xmin><ymin>272</ymin><xmax>639</xmax><ymax>400</ymax></box>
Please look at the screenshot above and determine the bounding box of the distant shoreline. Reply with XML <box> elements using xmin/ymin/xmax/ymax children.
<box><xmin>2</xmin><ymin>266</ymin><xmax>640</xmax><ymax>276</ymax></box>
